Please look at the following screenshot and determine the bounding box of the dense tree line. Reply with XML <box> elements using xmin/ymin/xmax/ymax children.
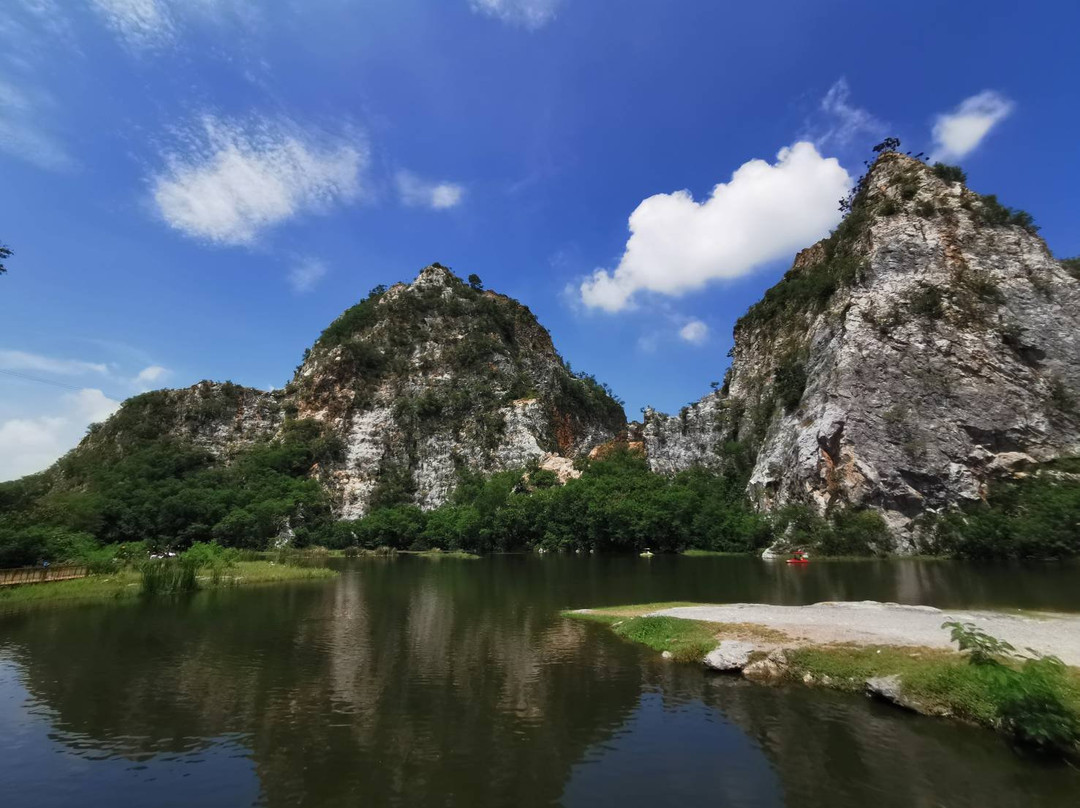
<box><xmin>3</xmin><ymin>410</ymin><xmax>1076</xmax><ymax>566</ymax></box>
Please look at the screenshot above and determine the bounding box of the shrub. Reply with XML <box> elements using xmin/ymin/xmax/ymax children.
<box><xmin>1062</xmin><ymin>257</ymin><xmax>1080</xmax><ymax>281</ymax></box>
<box><xmin>931</xmin><ymin>163</ymin><xmax>967</xmax><ymax>184</ymax></box>
<box><xmin>773</xmin><ymin>358</ymin><xmax>808</xmax><ymax>412</ymax></box>
<box><xmin>943</xmin><ymin>621</ymin><xmax>1080</xmax><ymax>755</ymax></box>
<box><xmin>908</xmin><ymin>285</ymin><xmax>945</xmax><ymax>320</ymax></box>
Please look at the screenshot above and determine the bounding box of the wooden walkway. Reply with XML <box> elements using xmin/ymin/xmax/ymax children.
<box><xmin>0</xmin><ymin>565</ymin><xmax>90</xmax><ymax>587</ymax></box>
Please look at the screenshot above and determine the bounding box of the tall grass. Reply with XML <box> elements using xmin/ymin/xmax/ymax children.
<box><xmin>139</xmin><ymin>558</ymin><xmax>199</xmax><ymax>596</ymax></box>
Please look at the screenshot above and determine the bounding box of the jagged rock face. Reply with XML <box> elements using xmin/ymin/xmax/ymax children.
<box><xmin>289</xmin><ymin>265</ymin><xmax>625</xmax><ymax>517</ymax></box>
<box><xmin>646</xmin><ymin>153</ymin><xmax>1080</xmax><ymax>543</ymax></box>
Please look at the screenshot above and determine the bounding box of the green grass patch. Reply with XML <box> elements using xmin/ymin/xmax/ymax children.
<box><xmin>609</xmin><ymin>616</ymin><xmax>722</xmax><ymax>662</ymax></box>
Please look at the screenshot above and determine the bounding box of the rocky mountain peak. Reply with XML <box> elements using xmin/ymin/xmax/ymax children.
<box><xmin>647</xmin><ymin>151</ymin><xmax>1080</xmax><ymax>546</ymax></box>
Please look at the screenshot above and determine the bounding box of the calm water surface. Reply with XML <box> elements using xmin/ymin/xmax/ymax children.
<box><xmin>1</xmin><ymin>556</ymin><xmax>1079</xmax><ymax>807</ymax></box>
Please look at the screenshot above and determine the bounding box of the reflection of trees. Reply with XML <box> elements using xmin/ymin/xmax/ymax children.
<box><xmin>1</xmin><ymin>563</ymin><xmax>646</xmax><ymax>807</ymax></box>
<box><xmin>4</xmin><ymin>556</ymin><xmax>1080</xmax><ymax>807</ymax></box>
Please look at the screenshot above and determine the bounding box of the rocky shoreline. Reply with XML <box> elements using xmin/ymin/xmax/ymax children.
<box><xmin>568</xmin><ymin>600</ymin><xmax>1080</xmax><ymax>741</ymax></box>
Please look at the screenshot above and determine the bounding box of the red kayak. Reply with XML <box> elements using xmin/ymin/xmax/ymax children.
<box><xmin>786</xmin><ymin>551</ymin><xmax>810</xmax><ymax>565</ymax></box>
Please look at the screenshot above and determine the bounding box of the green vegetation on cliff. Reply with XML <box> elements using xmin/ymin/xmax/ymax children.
<box><xmin>918</xmin><ymin>462</ymin><xmax>1080</xmax><ymax>559</ymax></box>
<box><xmin>0</xmin><ymin>417</ymin><xmax>343</xmax><ymax>566</ymax></box>
<box><xmin>324</xmin><ymin>449</ymin><xmax>771</xmax><ymax>555</ymax></box>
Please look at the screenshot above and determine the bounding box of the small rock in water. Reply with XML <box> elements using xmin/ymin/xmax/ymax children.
<box><xmin>661</xmin><ymin>651</ymin><xmax>673</xmax><ymax>660</ymax></box>
<box><xmin>703</xmin><ymin>640</ymin><xmax>757</xmax><ymax>672</ymax></box>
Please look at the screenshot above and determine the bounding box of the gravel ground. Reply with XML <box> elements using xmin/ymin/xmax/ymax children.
<box><xmin>648</xmin><ymin>602</ymin><xmax>1080</xmax><ymax>666</ymax></box>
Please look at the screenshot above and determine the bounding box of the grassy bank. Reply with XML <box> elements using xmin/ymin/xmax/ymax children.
<box><xmin>566</xmin><ymin>604</ymin><xmax>1080</xmax><ymax>755</ymax></box>
<box><xmin>0</xmin><ymin>560</ymin><xmax>336</xmax><ymax>611</ymax></box>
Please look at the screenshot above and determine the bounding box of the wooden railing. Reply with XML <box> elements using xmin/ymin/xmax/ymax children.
<box><xmin>0</xmin><ymin>564</ymin><xmax>91</xmax><ymax>587</ymax></box>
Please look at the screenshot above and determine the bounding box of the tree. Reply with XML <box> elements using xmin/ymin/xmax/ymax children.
<box><xmin>467</xmin><ymin>273</ymin><xmax>483</xmax><ymax>290</ymax></box>
<box><xmin>872</xmin><ymin>137</ymin><xmax>901</xmax><ymax>154</ymax></box>
<box><xmin>0</xmin><ymin>243</ymin><xmax>11</xmax><ymax>276</ymax></box>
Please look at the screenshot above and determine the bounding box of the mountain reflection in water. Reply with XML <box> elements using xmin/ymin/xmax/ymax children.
<box><xmin>1</xmin><ymin>555</ymin><xmax>1078</xmax><ymax>807</ymax></box>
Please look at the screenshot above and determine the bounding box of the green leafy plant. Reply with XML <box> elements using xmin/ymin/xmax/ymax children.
<box><xmin>942</xmin><ymin>620</ymin><xmax>1015</xmax><ymax>665</ymax></box>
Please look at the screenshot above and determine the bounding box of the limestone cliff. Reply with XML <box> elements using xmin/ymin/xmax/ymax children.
<box><xmin>645</xmin><ymin>152</ymin><xmax>1080</xmax><ymax>541</ymax></box>
<box><xmin>288</xmin><ymin>264</ymin><xmax>625</xmax><ymax>516</ymax></box>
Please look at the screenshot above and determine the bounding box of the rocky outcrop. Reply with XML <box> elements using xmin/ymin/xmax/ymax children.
<box><xmin>645</xmin><ymin>153</ymin><xmax>1080</xmax><ymax>544</ymax></box>
<box><xmin>288</xmin><ymin>265</ymin><xmax>624</xmax><ymax>517</ymax></box>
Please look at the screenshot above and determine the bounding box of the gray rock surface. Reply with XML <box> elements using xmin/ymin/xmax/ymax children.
<box><xmin>703</xmin><ymin>640</ymin><xmax>757</xmax><ymax>671</ymax></box>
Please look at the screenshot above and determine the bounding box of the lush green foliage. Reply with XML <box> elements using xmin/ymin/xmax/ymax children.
<box><xmin>1062</xmin><ymin>257</ymin><xmax>1080</xmax><ymax>282</ymax></box>
<box><xmin>931</xmin><ymin>162</ymin><xmax>967</xmax><ymax>184</ymax></box>
<box><xmin>919</xmin><ymin>466</ymin><xmax>1080</xmax><ymax>559</ymax></box>
<box><xmin>0</xmin><ymin>418</ymin><xmax>343</xmax><ymax>564</ymax></box>
<box><xmin>943</xmin><ymin>621</ymin><xmax>1080</xmax><ymax>754</ymax></box>
<box><xmin>326</xmin><ymin>450</ymin><xmax>771</xmax><ymax>555</ymax></box>
<box><xmin>770</xmin><ymin>505</ymin><xmax>894</xmax><ymax>556</ymax></box>
<box><xmin>974</xmin><ymin>193</ymin><xmax>1039</xmax><ymax>234</ymax></box>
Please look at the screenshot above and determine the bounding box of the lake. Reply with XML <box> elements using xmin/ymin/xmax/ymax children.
<box><xmin>2</xmin><ymin>555</ymin><xmax>1079</xmax><ymax>807</ymax></box>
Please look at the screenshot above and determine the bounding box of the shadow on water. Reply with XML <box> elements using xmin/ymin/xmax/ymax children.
<box><xmin>1</xmin><ymin>555</ymin><xmax>1078</xmax><ymax>807</ymax></box>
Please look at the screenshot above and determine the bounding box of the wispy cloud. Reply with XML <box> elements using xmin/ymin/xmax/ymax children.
<box><xmin>0</xmin><ymin>78</ymin><xmax>73</xmax><ymax>170</ymax></box>
<box><xmin>151</xmin><ymin>114</ymin><xmax>366</xmax><ymax>246</ymax></box>
<box><xmin>395</xmin><ymin>171</ymin><xmax>465</xmax><ymax>210</ymax></box>
<box><xmin>88</xmin><ymin>0</ymin><xmax>258</xmax><ymax>51</ymax></box>
<box><xmin>0</xmin><ymin>349</ymin><xmax>107</xmax><ymax>376</ymax></box>
<box><xmin>90</xmin><ymin>0</ymin><xmax>176</xmax><ymax>50</ymax></box>
<box><xmin>287</xmin><ymin>256</ymin><xmax>328</xmax><ymax>293</ymax></box>
<box><xmin>930</xmin><ymin>91</ymin><xmax>1013</xmax><ymax>162</ymax></box>
<box><xmin>579</xmin><ymin>142</ymin><xmax>850</xmax><ymax>312</ymax></box>
<box><xmin>469</xmin><ymin>0</ymin><xmax>562</xmax><ymax>29</ymax></box>
<box><xmin>812</xmin><ymin>78</ymin><xmax>886</xmax><ymax>148</ymax></box>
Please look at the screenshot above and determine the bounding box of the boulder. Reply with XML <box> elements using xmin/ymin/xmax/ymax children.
<box><xmin>703</xmin><ymin>640</ymin><xmax>757</xmax><ymax>672</ymax></box>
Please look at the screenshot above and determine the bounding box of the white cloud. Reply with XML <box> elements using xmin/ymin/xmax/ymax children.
<box><xmin>816</xmin><ymin>78</ymin><xmax>885</xmax><ymax>147</ymax></box>
<box><xmin>151</xmin><ymin>114</ymin><xmax>365</xmax><ymax>246</ymax></box>
<box><xmin>287</xmin><ymin>256</ymin><xmax>328</xmax><ymax>293</ymax></box>
<box><xmin>0</xmin><ymin>349</ymin><xmax>107</xmax><ymax>376</ymax></box>
<box><xmin>930</xmin><ymin>91</ymin><xmax>1014</xmax><ymax>162</ymax></box>
<box><xmin>90</xmin><ymin>0</ymin><xmax>175</xmax><ymax>50</ymax></box>
<box><xmin>133</xmin><ymin>364</ymin><xmax>169</xmax><ymax>389</ymax></box>
<box><xmin>469</xmin><ymin>0</ymin><xmax>561</xmax><ymax>28</ymax></box>
<box><xmin>579</xmin><ymin>142</ymin><xmax>851</xmax><ymax>312</ymax></box>
<box><xmin>678</xmin><ymin>320</ymin><xmax>708</xmax><ymax>345</ymax></box>
<box><xmin>395</xmin><ymin>171</ymin><xmax>465</xmax><ymax>210</ymax></box>
<box><xmin>0</xmin><ymin>388</ymin><xmax>119</xmax><ymax>480</ymax></box>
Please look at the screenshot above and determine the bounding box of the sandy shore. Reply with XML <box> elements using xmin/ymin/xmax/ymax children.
<box><xmin>647</xmin><ymin>601</ymin><xmax>1080</xmax><ymax>666</ymax></box>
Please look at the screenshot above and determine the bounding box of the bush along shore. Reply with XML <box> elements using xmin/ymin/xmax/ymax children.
<box><xmin>566</xmin><ymin>602</ymin><xmax>1080</xmax><ymax>758</ymax></box>
<box><xmin>0</xmin><ymin>542</ymin><xmax>336</xmax><ymax>610</ymax></box>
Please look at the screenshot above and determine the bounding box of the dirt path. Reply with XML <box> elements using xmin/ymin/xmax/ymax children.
<box><xmin>648</xmin><ymin>601</ymin><xmax>1080</xmax><ymax>666</ymax></box>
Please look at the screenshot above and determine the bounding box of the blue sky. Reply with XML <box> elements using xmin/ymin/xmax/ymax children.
<box><xmin>2</xmin><ymin>0</ymin><xmax>1079</xmax><ymax>480</ymax></box>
